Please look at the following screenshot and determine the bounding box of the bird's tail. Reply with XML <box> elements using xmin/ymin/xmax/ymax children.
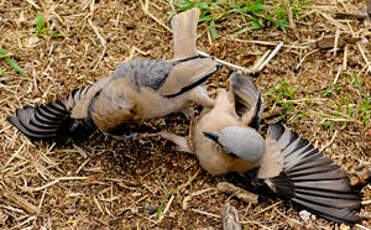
<box><xmin>171</xmin><ymin>8</ymin><xmax>200</xmax><ymax>59</ymax></box>
<box><xmin>263</xmin><ymin>123</ymin><xmax>361</xmax><ymax>224</ymax></box>
<box><xmin>7</xmin><ymin>86</ymin><xmax>94</xmax><ymax>140</ymax></box>
<box><xmin>229</xmin><ymin>72</ymin><xmax>262</xmax><ymax>129</ymax></box>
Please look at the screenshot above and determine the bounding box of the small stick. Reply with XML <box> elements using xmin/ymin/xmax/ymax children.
<box><xmin>333</xmin><ymin>65</ymin><xmax>342</xmax><ymax>84</ymax></box>
<box><xmin>357</xmin><ymin>42</ymin><xmax>368</xmax><ymax>65</ymax></box>
<box><xmin>333</xmin><ymin>27</ymin><xmax>340</xmax><ymax>57</ymax></box>
<box><xmin>284</xmin><ymin>0</ymin><xmax>296</xmax><ymax>29</ymax></box>
<box><xmin>320</xmin><ymin>130</ymin><xmax>338</xmax><ymax>152</ymax></box>
<box><xmin>88</xmin><ymin>19</ymin><xmax>106</xmax><ymax>47</ymax></box>
<box><xmin>296</xmin><ymin>49</ymin><xmax>319</xmax><ymax>70</ymax></box>
<box><xmin>158</xmin><ymin>194</ymin><xmax>174</xmax><ymax>222</ymax></box>
<box><xmin>217</xmin><ymin>182</ymin><xmax>258</xmax><ymax>204</ymax></box>
<box><xmin>197</xmin><ymin>50</ymin><xmax>252</xmax><ymax>74</ymax></box>
<box><xmin>343</xmin><ymin>45</ymin><xmax>348</xmax><ymax>71</ymax></box>
<box><xmin>335</xmin><ymin>12</ymin><xmax>368</xmax><ymax>21</ymax></box>
<box><xmin>140</xmin><ymin>0</ymin><xmax>172</xmax><ymax>32</ymax></box>
<box><xmin>25</xmin><ymin>0</ymin><xmax>41</xmax><ymax>9</ymax></box>
<box><xmin>3</xmin><ymin>190</ymin><xmax>40</xmax><ymax>215</ymax></box>
<box><xmin>221</xmin><ymin>203</ymin><xmax>242</xmax><ymax>230</ymax></box>
<box><xmin>191</xmin><ymin>208</ymin><xmax>220</xmax><ymax>218</ymax></box>
<box><xmin>251</xmin><ymin>50</ymin><xmax>270</xmax><ymax>72</ymax></box>
<box><xmin>257</xmin><ymin>42</ymin><xmax>284</xmax><ymax>72</ymax></box>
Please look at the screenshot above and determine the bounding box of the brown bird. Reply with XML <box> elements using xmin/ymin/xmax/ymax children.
<box><xmin>7</xmin><ymin>9</ymin><xmax>221</xmax><ymax>140</ymax></box>
<box><xmin>155</xmin><ymin>73</ymin><xmax>361</xmax><ymax>224</ymax></box>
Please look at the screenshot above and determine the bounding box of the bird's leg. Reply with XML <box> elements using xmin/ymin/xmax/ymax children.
<box><xmin>179</xmin><ymin>106</ymin><xmax>196</xmax><ymax>152</ymax></box>
<box><xmin>180</xmin><ymin>106</ymin><xmax>194</xmax><ymax>120</ymax></box>
<box><xmin>187</xmin><ymin>115</ymin><xmax>195</xmax><ymax>153</ymax></box>
<box><xmin>109</xmin><ymin>132</ymin><xmax>139</xmax><ymax>141</ymax></box>
<box><xmin>188</xmin><ymin>86</ymin><xmax>215</xmax><ymax>108</ymax></box>
<box><xmin>145</xmin><ymin>131</ymin><xmax>193</xmax><ymax>154</ymax></box>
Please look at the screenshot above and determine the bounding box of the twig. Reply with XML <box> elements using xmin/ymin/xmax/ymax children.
<box><xmin>333</xmin><ymin>27</ymin><xmax>340</xmax><ymax>57</ymax></box>
<box><xmin>319</xmin><ymin>12</ymin><xmax>347</xmax><ymax>30</ymax></box>
<box><xmin>140</xmin><ymin>0</ymin><xmax>172</xmax><ymax>32</ymax></box>
<box><xmin>21</xmin><ymin>177</ymin><xmax>87</xmax><ymax>192</ymax></box>
<box><xmin>158</xmin><ymin>195</ymin><xmax>174</xmax><ymax>222</ymax></box>
<box><xmin>240</xmin><ymin>220</ymin><xmax>272</xmax><ymax>230</ymax></box>
<box><xmin>357</xmin><ymin>42</ymin><xmax>368</xmax><ymax>65</ymax></box>
<box><xmin>182</xmin><ymin>188</ymin><xmax>215</xmax><ymax>209</ymax></box>
<box><xmin>253</xmin><ymin>201</ymin><xmax>283</xmax><ymax>216</ymax></box>
<box><xmin>225</xmin><ymin>37</ymin><xmax>278</xmax><ymax>46</ymax></box>
<box><xmin>251</xmin><ymin>50</ymin><xmax>270</xmax><ymax>72</ymax></box>
<box><xmin>343</xmin><ymin>45</ymin><xmax>348</xmax><ymax>71</ymax></box>
<box><xmin>25</xmin><ymin>0</ymin><xmax>40</xmax><ymax>9</ymax></box>
<box><xmin>284</xmin><ymin>0</ymin><xmax>295</xmax><ymax>29</ymax></box>
<box><xmin>191</xmin><ymin>208</ymin><xmax>220</xmax><ymax>218</ymax></box>
<box><xmin>333</xmin><ymin>65</ymin><xmax>342</xmax><ymax>84</ymax></box>
<box><xmin>226</xmin><ymin>37</ymin><xmax>310</xmax><ymax>49</ymax></box>
<box><xmin>296</xmin><ymin>49</ymin><xmax>319</xmax><ymax>70</ymax></box>
<box><xmin>217</xmin><ymin>182</ymin><xmax>258</xmax><ymax>204</ymax></box>
<box><xmin>198</xmin><ymin>50</ymin><xmax>252</xmax><ymax>74</ymax></box>
<box><xmin>257</xmin><ymin>42</ymin><xmax>284</xmax><ymax>72</ymax></box>
<box><xmin>335</xmin><ymin>12</ymin><xmax>368</xmax><ymax>21</ymax></box>
<box><xmin>3</xmin><ymin>190</ymin><xmax>40</xmax><ymax>215</ymax></box>
<box><xmin>14</xmin><ymin>216</ymin><xmax>37</xmax><ymax>229</ymax></box>
<box><xmin>88</xmin><ymin>19</ymin><xmax>106</xmax><ymax>47</ymax></box>
<box><xmin>320</xmin><ymin>130</ymin><xmax>338</xmax><ymax>152</ymax></box>
<box><xmin>93</xmin><ymin>196</ymin><xmax>105</xmax><ymax>215</ymax></box>
<box><xmin>274</xmin><ymin>207</ymin><xmax>303</xmax><ymax>227</ymax></box>
<box><xmin>4</xmin><ymin>142</ymin><xmax>26</xmax><ymax>168</ymax></box>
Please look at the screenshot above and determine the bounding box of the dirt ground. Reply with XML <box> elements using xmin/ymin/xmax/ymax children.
<box><xmin>0</xmin><ymin>0</ymin><xmax>370</xmax><ymax>229</ymax></box>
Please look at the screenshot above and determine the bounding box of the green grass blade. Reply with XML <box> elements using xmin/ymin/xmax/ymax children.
<box><xmin>35</xmin><ymin>15</ymin><xmax>45</xmax><ymax>36</ymax></box>
<box><xmin>6</xmin><ymin>58</ymin><xmax>28</xmax><ymax>77</ymax></box>
<box><xmin>210</xmin><ymin>20</ymin><xmax>218</xmax><ymax>39</ymax></box>
<box><xmin>0</xmin><ymin>49</ymin><xmax>10</xmax><ymax>58</ymax></box>
<box><xmin>50</xmin><ymin>32</ymin><xmax>64</xmax><ymax>38</ymax></box>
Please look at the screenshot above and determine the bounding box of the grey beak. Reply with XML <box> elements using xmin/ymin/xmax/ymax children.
<box><xmin>203</xmin><ymin>131</ymin><xmax>220</xmax><ymax>143</ymax></box>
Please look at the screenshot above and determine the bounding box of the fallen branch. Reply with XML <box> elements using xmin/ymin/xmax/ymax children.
<box><xmin>257</xmin><ymin>42</ymin><xmax>283</xmax><ymax>72</ymax></box>
<box><xmin>217</xmin><ymin>182</ymin><xmax>258</xmax><ymax>204</ymax></box>
<box><xmin>334</xmin><ymin>12</ymin><xmax>368</xmax><ymax>21</ymax></box>
<box><xmin>198</xmin><ymin>50</ymin><xmax>252</xmax><ymax>74</ymax></box>
<box><xmin>284</xmin><ymin>0</ymin><xmax>296</xmax><ymax>29</ymax></box>
<box><xmin>3</xmin><ymin>190</ymin><xmax>40</xmax><ymax>215</ymax></box>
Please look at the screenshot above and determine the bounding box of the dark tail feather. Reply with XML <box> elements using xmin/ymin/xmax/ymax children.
<box><xmin>7</xmin><ymin>100</ymin><xmax>72</xmax><ymax>139</ymax></box>
<box><xmin>7</xmin><ymin>87</ymin><xmax>94</xmax><ymax>140</ymax></box>
<box><xmin>263</xmin><ymin>123</ymin><xmax>361</xmax><ymax>224</ymax></box>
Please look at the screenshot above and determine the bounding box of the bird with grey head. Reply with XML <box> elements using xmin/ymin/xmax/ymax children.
<box><xmin>7</xmin><ymin>8</ymin><xmax>221</xmax><ymax>141</ymax></box>
<box><xmin>154</xmin><ymin>72</ymin><xmax>362</xmax><ymax>225</ymax></box>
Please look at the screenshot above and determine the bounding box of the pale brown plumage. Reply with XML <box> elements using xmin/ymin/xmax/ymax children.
<box><xmin>157</xmin><ymin>73</ymin><xmax>361</xmax><ymax>224</ymax></box>
<box><xmin>8</xmin><ymin>9</ymin><xmax>221</xmax><ymax>140</ymax></box>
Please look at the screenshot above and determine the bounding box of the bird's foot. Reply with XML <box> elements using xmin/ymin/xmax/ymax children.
<box><xmin>144</xmin><ymin>131</ymin><xmax>193</xmax><ymax>154</ymax></box>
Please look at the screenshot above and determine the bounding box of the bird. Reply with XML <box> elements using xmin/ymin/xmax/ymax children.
<box><xmin>7</xmin><ymin>8</ymin><xmax>221</xmax><ymax>140</ymax></box>
<box><xmin>154</xmin><ymin>72</ymin><xmax>362</xmax><ymax>224</ymax></box>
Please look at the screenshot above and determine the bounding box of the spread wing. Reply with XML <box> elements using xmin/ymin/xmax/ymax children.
<box><xmin>229</xmin><ymin>72</ymin><xmax>263</xmax><ymax>129</ymax></box>
<box><xmin>258</xmin><ymin>123</ymin><xmax>361</xmax><ymax>224</ymax></box>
